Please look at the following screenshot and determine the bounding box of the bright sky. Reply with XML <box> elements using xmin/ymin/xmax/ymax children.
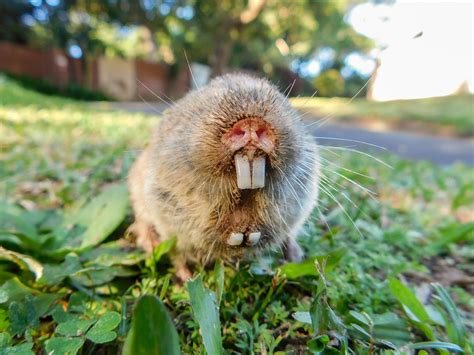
<box><xmin>302</xmin><ymin>0</ymin><xmax>471</xmax><ymax>85</ymax></box>
<box><xmin>348</xmin><ymin>0</ymin><xmax>473</xmax><ymax>47</ymax></box>
<box><xmin>347</xmin><ymin>1</ymin><xmax>473</xmax><ymax>77</ymax></box>
<box><xmin>345</xmin><ymin>0</ymin><xmax>473</xmax><ymax>99</ymax></box>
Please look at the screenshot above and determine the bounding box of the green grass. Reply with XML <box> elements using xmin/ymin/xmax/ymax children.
<box><xmin>1</xmin><ymin>76</ymin><xmax>473</xmax><ymax>354</ymax></box>
<box><xmin>291</xmin><ymin>94</ymin><xmax>474</xmax><ymax>136</ymax></box>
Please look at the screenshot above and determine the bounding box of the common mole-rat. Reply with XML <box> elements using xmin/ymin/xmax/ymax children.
<box><xmin>128</xmin><ymin>73</ymin><xmax>320</xmax><ymax>279</ymax></box>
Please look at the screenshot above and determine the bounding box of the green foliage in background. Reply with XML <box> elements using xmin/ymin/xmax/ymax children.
<box><xmin>0</xmin><ymin>78</ymin><xmax>473</xmax><ymax>353</ymax></box>
<box><xmin>314</xmin><ymin>69</ymin><xmax>345</xmax><ymax>97</ymax></box>
<box><xmin>2</xmin><ymin>73</ymin><xmax>110</xmax><ymax>102</ymax></box>
<box><xmin>0</xmin><ymin>0</ymin><xmax>371</xmax><ymax>79</ymax></box>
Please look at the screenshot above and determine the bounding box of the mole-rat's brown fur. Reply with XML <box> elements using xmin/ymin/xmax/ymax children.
<box><xmin>128</xmin><ymin>74</ymin><xmax>320</xmax><ymax>273</ymax></box>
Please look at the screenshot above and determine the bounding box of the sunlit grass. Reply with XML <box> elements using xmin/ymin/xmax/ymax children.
<box><xmin>1</xmin><ymin>77</ymin><xmax>473</xmax><ymax>353</ymax></box>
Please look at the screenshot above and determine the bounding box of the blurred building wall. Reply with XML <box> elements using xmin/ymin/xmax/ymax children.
<box><xmin>0</xmin><ymin>41</ymin><xmax>188</xmax><ymax>100</ymax></box>
<box><xmin>135</xmin><ymin>60</ymin><xmax>169</xmax><ymax>101</ymax></box>
<box><xmin>0</xmin><ymin>42</ymin><xmax>69</xmax><ymax>86</ymax></box>
<box><xmin>97</xmin><ymin>57</ymin><xmax>136</xmax><ymax>101</ymax></box>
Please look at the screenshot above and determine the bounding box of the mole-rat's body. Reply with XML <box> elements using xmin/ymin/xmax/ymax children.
<box><xmin>128</xmin><ymin>74</ymin><xmax>319</xmax><ymax>272</ymax></box>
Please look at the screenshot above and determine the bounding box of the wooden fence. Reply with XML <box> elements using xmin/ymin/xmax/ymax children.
<box><xmin>0</xmin><ymin>41</ymin><xmax>189</xmax><ymax>100</ymax></box>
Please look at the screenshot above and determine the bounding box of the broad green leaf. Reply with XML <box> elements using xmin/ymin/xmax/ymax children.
<box><xmin>307</xmin><ymin>335</ymin><xmax>329</xmax><ymax>352</ymax></box>
<box><xmin>85</xmin><ymin>311</ymin><xmax>121</xmax><ymax>344</ymax></box>
<box><xmin>44</xmin><ymin>337</ymin><xmax>85</xmax><ymax>355</ymax></box>
<box><xmin>388</xmin><ymin>279</ymin><xmax>432</xmax><ymax>323</ymax></box>
<box><xmin>50</xmin><ymin>305</ymin><xmax>75</xmax><ymax>324</ymax></box>
<box><xmin>123</xmin><ymin>295</ymin><xmax>180</xmax><ymax>355</ymax></box>
<box><xmin>0</xmin><ymin>310</ymin><xmax>9</xmax><ymax>331</ymax></box>
<box><xmin>187</xmin><ymin>275</ymin><xmax>223</xmax><ymax>355</ymax></box>
<box><xmin>0</xmin><ymin>211</ymin><xmax>38</xmax><ymax>241</ymax></box>
<box><xmin>292</xmin><ymin>311</ymin><xmax>312</xmax><ymax>325</ymax></box>
<box><xmin>64</xmin><ymin>184</ymin><xmax>129</xmax><ymax>249</ymax></box>
<box><xmin>350</xmin><ymin>311</ymin><xmax>371</xmax><ymax>326</ymax></box>
<box><xmin>38</xmin><ymin>254</ymin><xmax>82</xmax><ymax>286</ymax></box>
<box><xmin>0</xmin><ymin>278</ymin><xmax>34</xmax><ymax>305</ymax></box>
<box><xmin>351</xmin><ymin>323</ymin><xmax>371</xmax><ymax>341</ymax></box>
<box><xmin>0</xmin><ymin>342</ymin><xmax>34</xmax><ymax>354</ymax></box>
<box><xmin>152</xmin><ymin>237</ymin><xmax>176</xmax><ymax>262</ymax></box>
<box><xmin>71</xmin><ymin>265</ymin><xmax>137</xmax><ymax>287</ymax></box>
<box><xmin>79</xmin><ymin>241</ymin><xmax>145</xmax><ymax>266</ymax></box>
<box><xmin>280</xmin><ymin>248</ymin><xmax>346</xmax><ymax>279</ymax></box>
<box><xmin>67</xmin><ymin>292</ymin><xmax>88</xmax><ymax>313</ymax></box>
<box><xmin>32</xmin><ymin>294</ymin><xmax>60</xmax><ymax>318</ymax></box>
<box><xmin>8</xmin><ymin>299</ymin><xmax>38</xmax><ymax>335</ymax></box>
<box><xmin>0</xmin><ymin>331</ymin><xmax>12</xmax><ymax>348</ymax></box>
<box><xmin>56</xmin><ymin>319</ymin><xmax>96</xmax><ymax>337</ymax></box>
<box><xmin>326</xmin><ymin>306</ymin><xmax>346</xmax><ymax>333</ymax></box>
<box><xmin>372</xmin><ymin>313</ymin><xmax>411</xmax><ymax>346</ymax></box>
<box><xmin>0</xmin><ymin>234</ymin><xmax>24</xmax><ymax>250</ymax></box>
<box><xmin>0</xmin><ymin>202</ymin><xmax>22</xmax><ymax>217</ymax></box>
<box><xmin>0</xmin><ymin>247</ymin><xmax>43</xmax><ymax>280</ymax></box>
<box><xmin>373</xmin><ymin>328</ymin><xmax>411</xmax><ymax>346</ymax></box>
<box><xmin>85</xmin><ymin>330</ymin><xmax>117</xmax><ymax>344</ymax></box>
<box><xmin>431</xmin><ymin>222</ymin><xmax>474</xmax><ymax>250</ymax></box>
<box><xmin>408</xmin><ymin>341</ymin><xmax>464</xmax><ymax>353</ymax></box>
<box><xmin>375</xmin><ymin>340</ymin><xmax>397</xmax><ymax>350</ymax></box>
<box><xmin>388</xmin><ymin>279</ymin><xmax>435</xmax><ymax>340</ymax></box>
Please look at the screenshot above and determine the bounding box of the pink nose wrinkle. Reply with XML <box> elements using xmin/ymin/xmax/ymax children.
<box><xmin>222</xmin><ymin>118</ymin><xmax>276</xmax><ymax>158</ymax></box>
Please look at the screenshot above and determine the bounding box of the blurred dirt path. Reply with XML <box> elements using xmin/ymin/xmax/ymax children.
<box><xmin>95</xmin><ymin>102</ymin><xmax>474</xmax><ymax>166</ymax></box>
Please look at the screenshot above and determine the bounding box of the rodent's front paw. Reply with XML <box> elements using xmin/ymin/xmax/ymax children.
<box><xmin>283</xmin><ymin>238</ymin><xmax>304</xmax><ymax>263</ymax></box>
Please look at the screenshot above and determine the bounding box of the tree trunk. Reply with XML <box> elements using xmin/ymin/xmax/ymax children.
<box><xmin>208</xmin><ymin>0</ymin><xmax>266</xmax><ymax>77</ymax></box>
<box><xmin>209</xmin><ymin>37</ymin><xmax>233</xmax><ymax>78</ymax></box>
<box><xmin>366</xmin><ymin>57</ymin><xmax>380</xmax><ymax>101</ymax></box>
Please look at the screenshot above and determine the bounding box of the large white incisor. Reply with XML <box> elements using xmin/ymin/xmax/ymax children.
<box><xmin>235</xmin><ymin>154</ymin><xmax>265</xmax><ymax>190</ymax></box>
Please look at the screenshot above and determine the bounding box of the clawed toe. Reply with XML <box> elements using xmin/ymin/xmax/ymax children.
<box><xmin>227</xmin><ymin>230</ymin><xmax>261</xmax><ymax>246</ymax></box>
<box><xmin>283</xmin><ymin>238</ymin><xmax>304</xmax><ymax>263</ymax></box>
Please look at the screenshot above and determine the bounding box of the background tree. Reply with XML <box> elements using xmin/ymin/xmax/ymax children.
<box><xmin>74</xmin><ymin>0</ymin><xmax>184</xmax><ymax>63</ymax></box>
<box><xmin>184</xmin><ymin>0</ymin><xmax>371</xmax><ymax>77</ymax></box>
<box><xmin>0</xmin><ymin>1</ymin><xmax>35</xmax><ymax>45</ymax></box>
<box><xmin>0</xmin><ymin>0</ymin><xmax>374</xmax><ymax>96</ymax></box>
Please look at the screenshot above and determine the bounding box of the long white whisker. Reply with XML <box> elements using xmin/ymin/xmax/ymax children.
<box><xmin>318</xmin><ymin>183</ymin><xmax>364</xmax><ymax>239</ymax></box>
<box><xmin>138</xmin><ymin>94</ymin><xmax>166</xmax><ymax>116</ymax></box>
<box><xmin>136</xmin><ymin>78</ymin><xmax>173</xmax><ymax>107</ymax></box>
<box><xmin>284</xmin><ymin>79</ymin><xmax>296</xmax><ymax>100</ymax></box>
<box><xmin>184</xmin><ymin>49</ymin><xmax>199</xmax><ymax>90</ymax></box>
<box><xmin>321</xmin><ymin>166</ymin><xmax>376</xmax><ymax>197</ymax></box>
<box><xmin>314</xmin><ymin>136</ymin><xmax>387</xmax><ymax>151</ymax></box>
<box><xmin>314</xmin><ymin>156</ymin><xmax>375</xmax><ymax>180</ymax></box>
<box><xmin>294</xmin><ymin>88</ymin><xmax>319</xmax><ymax>110</ymax></box>
<box><xmin>319</xmin><ymin>146</ymin><xmax>392</xmax><ymax>169</ymax></box>
<box><xmin>297</xmin><ymin>71</ymin><xmax>376</xmax><ymax>125</ymax></box>
<box><xmin>315</xmin><ymin>205</ymin><xmax>334</xmax><ymax>239</ymax></box>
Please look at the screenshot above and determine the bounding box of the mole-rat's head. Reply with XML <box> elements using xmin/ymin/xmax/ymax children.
<box><xmin>191</xmin><ymin>74</ymin><xmax>303</xmax><ymax>194</ymax></box>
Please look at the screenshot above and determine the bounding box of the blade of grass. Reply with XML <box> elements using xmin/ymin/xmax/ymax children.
<box><xmin>123</xmin><ymin>295</ymin><xmax>180</xmax><ymax>355</ymax></box>
<box><xmin>408</xmin><ymin>341</ymin><xmax>464</xmax><ymax>353</ymax></box>
<box><xmin>431</xmin><ymin>283</ymin><xmax>467</xmax><ymax>346</ymax></box>
<box><xmin>187</xmin><ymin>275</ymin><xmax>223</xmax><ymax>355</ymax></box>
